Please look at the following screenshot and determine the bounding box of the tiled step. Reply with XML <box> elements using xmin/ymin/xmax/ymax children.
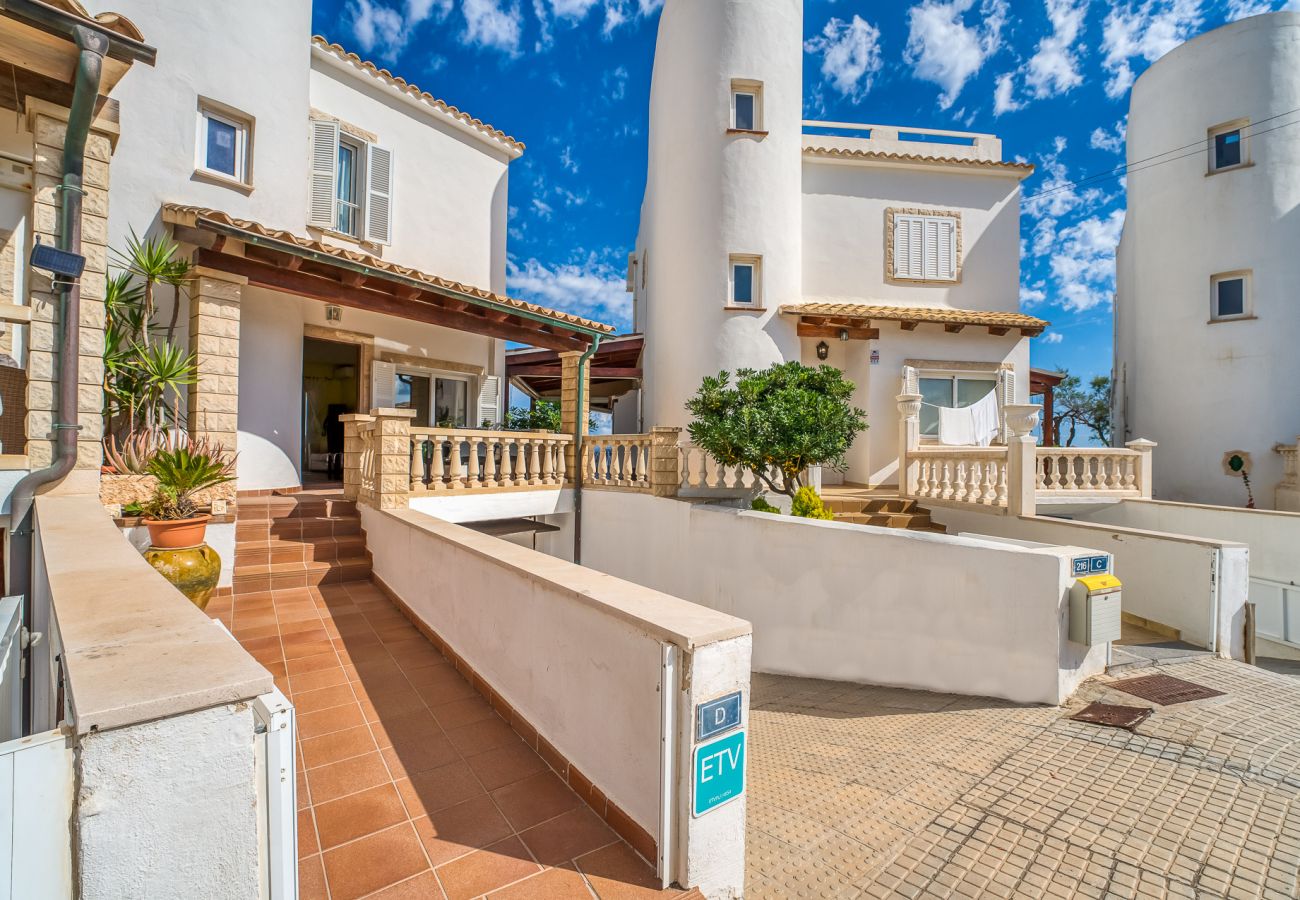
<box><xmin>233</xmin><ymin>533</ymin><xmax>368</xmax><ymax>568</ymax></box>
<box><xmin>235</xmin><ymin>515</ymin><xmax>362</xmax><ymax>542</ymax></box>
<box><xmin>236</xmin><ymin>495</ymin><xmax>357</xmax><ymax>521</ymax></box>
<box><xmin>827</xmin><ymin>497</ymin><xmax>922</xmax><ymax>515</ymax></box>
<box><xmin>231</xmin><ymin>556</ymin><xmax>372</xmax><ymax>593</ymax></box>
<box><xmin>835</xmin><ymin>511</ymin><xmax>934</xmax><ymax>529</ymax></box>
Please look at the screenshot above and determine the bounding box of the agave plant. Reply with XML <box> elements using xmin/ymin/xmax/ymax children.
<box><xmin>141</xmin><ymin>444</ymin><xmax>237</xmax><ymax>521</ymax></box>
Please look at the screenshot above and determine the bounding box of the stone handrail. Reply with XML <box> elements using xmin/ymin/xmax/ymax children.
<box><xmin>911</xmin><ymin>446</ymin><xmax>1010</xmax><ymax>507</ymax></box>
<box><xmin>1036</xmin><ymin>448</ymin><xmax>1142</xmax><ymax>495</ymax></box>
<box><xmin>583</xmin><ymin>435</ymin><xmax>652</xmax><ymax>488</ymax></box>
<box><xmin>408</xmin><ymin>427</ymin><xmax>572</xmax><ymax>492</ymax></box>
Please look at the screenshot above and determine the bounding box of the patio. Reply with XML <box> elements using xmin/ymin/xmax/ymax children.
<box><xmin>209</xmin><ymin>577</ymin><xmax>694</xmax><ymax>899</ymax></box>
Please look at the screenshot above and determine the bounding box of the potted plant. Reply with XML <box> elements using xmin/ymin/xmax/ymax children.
<box><xmin>141</xmin><ymin>444</ymin><xmax>236</xmax><ymax>547</ymax></box>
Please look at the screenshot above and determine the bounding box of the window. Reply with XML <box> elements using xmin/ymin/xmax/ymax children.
<box><xmin>1211</xmin><ymin>271</ymin><xmax>1252</xmax><ymax>321</ymax></box>
<box><xmin>890</xmin><ymin>210</ymin><xmax>959</xmax><ymax>282</ymax></box>
<box><xmin>196</xmin><ymin>101</ymin><xmax>252</xmax><ymax>185</ymax></box>
<box><xmin>1208</xmin><ymin>120</ymin><xmax>1249</xmax><ymax>173</ymax></box>
<box><xmin>729</xmin><ymin>255</ymin><xmax>761</xmax><ymax>307</ymax></box>
<box><xmin>918</xmin><ymin>376</ymin><xmax>996</xmax><ymax>437</ymax></box>
<box><xmin>308</xmin><ymin>118</ymin><xmax>394</xmax><ymax>244</ymax></box>
<box><xmin>730</xmin><ymin>80</ymin><xmax>763</xmax><ymax>132</ymax></box>
<box><xmin>395</xmin><ymin>370</ymin><xmax>471</xmax><ymax>427</ymax></box>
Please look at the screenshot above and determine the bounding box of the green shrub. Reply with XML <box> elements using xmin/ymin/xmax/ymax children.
<box><xmin>791</xmin><ymin>486</ymin><xmax>834</xmax><ymax>520</ymax></box>
<box><xmin>750</xmin><ymin>496</ymin><xmax>781</xmax><ymax>514</ymax></box>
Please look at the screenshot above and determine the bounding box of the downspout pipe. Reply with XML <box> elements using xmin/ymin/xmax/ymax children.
<box><xmin>10</xmin><ymin>25</ymin><xmax>106</xmax><ymax>733</ymax></box>
<box><xmin>572</xmin><ymin>334</ymin><xmax>602</xmax><ymax>565</ymax></box>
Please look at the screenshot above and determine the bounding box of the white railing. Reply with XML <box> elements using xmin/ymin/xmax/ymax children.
<box><xmin>911</xmin><ymin>447</ymin><xmax>1010</xmax><ymax>507</ymax></box>
<box><xmin>678</xmin><ymin>444</ymin><xmax>768</xmax><ymax>494</ymax></box>
<box><xmin>583</xmin><ymin>435</ymin><xmax>653</xmax><ymax>488</ymax></box>
<box><xmin>1036</xmin><ymin>448</ymin><xmax>1142</xmax><ymax>495</ymax></box>
<box><xmin>1251</xmin><ymin>575</ymin><xmax>1300</xmax><ymax>648</ymax></box>
<box><xmin>409</xmin><ymin>428</ymin><xmax>572</xmax><ymax>492</ymax></box>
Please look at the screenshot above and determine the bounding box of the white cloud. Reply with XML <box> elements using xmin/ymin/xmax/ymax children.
<box><xmin>1041</xmin><ymin>331</ymin><xmax>1065</xmax><ymax>344</ymax></box>
<box><xmin>993</xmin><ymin>72</ymin><xmax>1024</xmax><ymax>114</ymax></box>
<box><xmin>804</xmin><ymin>15</ymin><xmax>884</xmax><ymax>101</ymax></box>
<box><xmin>1100</xmin><ymin>0</ymin><xmax>1203</xmax><ymax>99</ymax></box>
<box><xmin>1020</xmin><ymin>284</ymin><xmax>1048</xmax><ymax>307</ymax></box>
<box><xmin>1225</xmin><ymin>0</ymin><xmax>1277</xmax><ymax>20</ymax></box>
<box><xmin>559</xmin><ymin>146</ymin><xmax>579</xmax><ymax>174</ymax></box>
<box><xmin>349</xmin><ymin>0</ymin><xmax>407</xmax><ymax>58</ymax></box>
<box><xmin>1089</xmin><ymin>118</ymin><xmax>1127</xmax><ymax>153</ymax></box>
<box><xmin>904</xmin><ymin>0</ymin><xmax>1009</xmax><ymax>109</ymax></box>
<box><xmin>531</xmin><ymin>198</ymin><xmax>554</xmax><ymax>220</ymax></box>
<box><xmin>532</xmin><ymin>0</ymin><xmax>660</xmax><ymax>45</ymax></box>
<box><xmin>508</xmin><ymin>257</ymin><xmax>632</xmax><ymax>331</ymax></box>
<box><xmin>1024</xmin><ymin>0</ymin><xmax>1089</xmax><ymax>98</ymax></box>
<box><xmin>463</xmin><ymin>0</ymin><xmax>524</xmax><ymax>53</ymax></box>
<box><xmin>1049</xmin><ymin>209</ymin><xmax>1126</xmax><ymax>311</ymax></box>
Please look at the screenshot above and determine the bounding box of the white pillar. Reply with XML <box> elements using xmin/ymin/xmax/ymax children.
<box><xmin>896</xmin><ymin>393</ymin><xmax>921</xmax><ymax>496</ymax></box>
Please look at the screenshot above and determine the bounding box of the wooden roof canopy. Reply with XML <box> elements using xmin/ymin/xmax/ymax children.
<box><xmin>780</xmin><ymin>302</ymin><xmax>1049</xmax><ymax>338</ymax></box>
<box><xmin>507</xmin><ymin>334</ymin><xmax>643</xmax><ymax>410</ymax></box>
<box><xmin>162</xmin><ymin>206</ymin><xmax>613</xmax><ymax>353</ymax></box>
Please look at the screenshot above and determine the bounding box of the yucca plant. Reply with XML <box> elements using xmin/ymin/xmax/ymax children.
<box><xmin>110</xmin><ymin>229</ymin><xmax>192</xmax><ymax>343</ymax></box>
<box><xmin>142</xmin><ymin>444</ymin><xmax>236</xmax><ymax>521</ymax></box>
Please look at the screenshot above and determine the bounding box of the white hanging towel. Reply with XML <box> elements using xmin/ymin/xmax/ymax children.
<box><xmin>969</xmin><ymin>390</ymin><xmax>1002</xmax><ymax>447</ymax></box>
<box><xmin>938</xmin><ymin>404</ymin><xmax>976</xmax><ymax>446</ymax></box>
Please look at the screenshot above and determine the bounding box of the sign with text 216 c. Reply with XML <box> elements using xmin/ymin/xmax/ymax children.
<box><xmin>693</xmin><ymin>731</ymin><xmax>746</xmax><ymax>817</ymax></box>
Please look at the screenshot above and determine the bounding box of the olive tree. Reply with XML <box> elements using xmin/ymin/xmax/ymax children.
<box><xmin>685</xmin><ymin>361</ymin><xmax>867</xmax><ymax>497</ymax></box>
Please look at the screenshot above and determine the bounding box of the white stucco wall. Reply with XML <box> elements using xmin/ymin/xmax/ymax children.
<box><xmin>76</xmin><ymin>703</ymin><xmax>260</xmax><ymax>900</ymax></box>
<box><xmin>933</xmin><ymin>507</ymin><xmax>1250</xmax><ymax>658</ymax></box>
<box><xmin>580</xmin><ymin>492</ymin><xmax>1102</xmax><ymax>705</ymax></box>
<box><xmin>1115</xmin><ymin>12</ymin><xmax>1300</xmax><ymax>506</ymax></box>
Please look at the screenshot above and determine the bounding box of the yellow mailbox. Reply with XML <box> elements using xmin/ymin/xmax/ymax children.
<box><xmin>1069</xmin><ymin>574</ymin><xmax>1122</xmax><ymax>645</ymax></box>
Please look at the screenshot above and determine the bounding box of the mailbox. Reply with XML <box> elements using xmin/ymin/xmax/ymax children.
<box><xmin>1069</xmin><ymin>574</ymin><xmax>1122</xmax><ymax>645</ymax></box>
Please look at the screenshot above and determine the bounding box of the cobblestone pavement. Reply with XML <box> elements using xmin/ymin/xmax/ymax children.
<box><xmin>746</xmin><ymin>660</ymin><xmax>1300</xmax><ymax>899</ymax></box>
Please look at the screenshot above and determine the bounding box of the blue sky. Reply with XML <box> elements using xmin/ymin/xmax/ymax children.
<box><xmin>310</xmin><ymin>0</ymin><xmax>1296</xmax><ymax>385</ymax></box>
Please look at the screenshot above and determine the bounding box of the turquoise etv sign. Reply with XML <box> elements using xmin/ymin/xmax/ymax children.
<box><xmin>693</xmin><ymin>730</ymin><xmax>746</xmax><ymax>817</ymax></box>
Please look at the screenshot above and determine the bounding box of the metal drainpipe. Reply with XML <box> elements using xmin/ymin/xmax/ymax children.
<box><xmin>571</xmin><ymin>334</ymin><xmax>602</xmax><ymax>565</ymax></box>
<box><xmin>9</xmin><ymin>25</ymin><xmax>106</xmax><ymax>733</ymax></box>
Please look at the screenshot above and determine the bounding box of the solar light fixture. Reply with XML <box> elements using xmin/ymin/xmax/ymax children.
<box><xmin>29</xmin><ymin>237</ymin><xmax>86</xmax><ymax>281</ymax></box>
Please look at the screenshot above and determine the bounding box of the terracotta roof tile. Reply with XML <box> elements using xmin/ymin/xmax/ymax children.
<box><xmin>162</xmin><ymin>204</ymin><xmax>613</xmax><ymax>334</ymax></box>
<box><xmin>311</xmin><ymin>36</ymin><xmax>524</xmax><ymax>156</ymax></box>
<box><xmin>40</xmin><ymin>0</ymin><xmax>145</xmax><ymax>41</ymax></box>
<box><xmin>781</xmin><ymin>302</ymin><xmax>1049</xmax><ymax>334</ymax></box>
<box><xmin>803</xmin><ymin>145</ymin><xmax>1035</xmax><ymax>176</ymax></box>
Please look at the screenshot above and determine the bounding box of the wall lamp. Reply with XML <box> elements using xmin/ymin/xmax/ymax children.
<box><xmin>325</xmin><ymin>304</ymin><xmax>343</xmax><ymax>323</ymax></box>
<box><xmin>815</xmin><ymin>340</ymin><xmax>830</xmax><ymax>361</ymax></box>
<box><xmin>839</xmin><ymin>328</ymin><xmax>850</xmax><ymax>342</ymax></box>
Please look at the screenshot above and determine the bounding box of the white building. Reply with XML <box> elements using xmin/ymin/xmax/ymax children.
<box><xmin>83</xmin><ymin>0</ymin><xmax>608</xmax><ymax>492</ymax></box>
<box><xmin>1114</xmin><ymin>11</ymin><xmax>1300</xmax><ymax>509</ymax></box>
<box><xmin>627</xmin><ymin>0</ymin><xmax>1045</xmax><ymax>486</ymax></box>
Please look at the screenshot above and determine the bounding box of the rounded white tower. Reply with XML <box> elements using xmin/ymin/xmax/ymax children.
<box><xmin>1114</xmin><ymin>12</ymin><xmax>1300</xmax><ymax>507</ymax></box>
<box><xmin>635</xmin><ymin>0</ymin><xmax>803</xmax><ymax>428</ymax></box>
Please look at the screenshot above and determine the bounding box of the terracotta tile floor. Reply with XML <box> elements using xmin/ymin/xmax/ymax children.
<box><xmin>208</xmin><ymin>579</ymin><xmax>691</xmax><ymax>900</ymax></box>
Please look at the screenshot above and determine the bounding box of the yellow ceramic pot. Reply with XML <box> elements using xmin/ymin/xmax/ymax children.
<box><xmin>144</xmin><ymin>543</ymin><xmax>222</xmax><ymax>610</ymax></box>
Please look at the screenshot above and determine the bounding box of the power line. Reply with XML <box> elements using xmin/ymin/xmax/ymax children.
<box><xmin>1021</xmin><ymin>106</ymin><xmax>1300</xmax><ymax>205</ymax></box>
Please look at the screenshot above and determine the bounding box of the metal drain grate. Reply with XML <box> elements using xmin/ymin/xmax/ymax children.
<box><xmin>1071</xmin><ymin>702</ymin><xmax>1154</xmax><ymax>730</ymax></box>
<box><xmin>1111</xmin><ymin>673</ymin><xmax>1226</xmax><ymax>705</ymax></box>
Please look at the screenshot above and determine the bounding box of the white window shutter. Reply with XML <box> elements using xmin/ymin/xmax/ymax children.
<box><xmin>894</xmin><ymin>213</ymin><xmax>958</xmax><ymax>280</ymax></box>
<box><xmin>902</xmin><ymin>365</ymin><xmax>919</xmax><ymax>395</ymax></box>
<box><xmin>371</xmin><ymin>360</ymin><xmax>396</xmax><ymax>410</ymax></box>
<box><xmin>894</xmin><ymin>216</ymin><xmax>909</xmax><ymax>278</ymax></box>
<box><xmin>478</xmin><ymin>375</ymin><xmax>501</xmax><ymax>428</ymax></box>
<box><xmin>364</xmin><ymin>145</ymin><xmax>394</xmax><ymax>245</ymax></box>
<box><xmin>1000</xmin><ymin>369</ymin><xmax>1016</xmax><ymax>442</ymax></box>
<box><xmin>308</xmin><ymin>119</ymin><xmax>340</xmax><ymax>230</ymax></box>
<box><xmin>938</xmin><ymin>219</ymin><xmax>956</xmax><ymax>279</ymax></box>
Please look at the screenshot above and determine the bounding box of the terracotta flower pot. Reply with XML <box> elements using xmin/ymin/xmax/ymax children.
<box><xmin>143</xmin><ymin>514</ymin><xmax>211</xmax><ymax>549</ymax></box>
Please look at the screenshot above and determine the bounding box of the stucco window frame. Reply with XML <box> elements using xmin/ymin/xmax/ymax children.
<box><xmin>727</xmin><ymin>79</ymin><xmax>767</xmax><ymax>137</ymax></box>
<box><xmin>886</xmin><ymin>207</ymin><xmax>964</xmax><ymax>286</ymax></box>
<box><xmin>1206</xmin><ymin>118</ymin><xmax>1252</xmax><ymax>175</ymax></box>
<box><xmin>194</xmin><ymin>98</ymin><xmax>254</xmax><ymax>192</ymax></box>
<box><xmin>1209</xmin><ymin>270</ymin><xmax>1255</xmax><ymax>323</ymax></box>
<box><xmin>726</xmin><ymin>254</ymin><xmax>763</xmax><ymax>310</ymax></box>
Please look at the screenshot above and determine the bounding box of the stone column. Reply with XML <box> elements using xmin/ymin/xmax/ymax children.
<box><xmin>370</xmin><ymin>408</ymin><xmax>416</xmax><ymax>509</ymax></box>
<box><xmin>25</xmin><ymin>99</ymin><xmax>117</xmax><ymax>494</ymax></box>
<box><xmin>1004</xmin><ymin>404</ymin><xmax>1042</xmax><ymax>518</ymax></box>
<box><xmin>649</xmin><ymin>426</ymin><xmax>682</xmax><ymax>497</ymax></box>
<box><xmin>896</xmin><ymin>394</ymin><xmax>922</xmax><ymax>496</ymax></box>
<box><xmin>1127</xmin><ymin>439</ymin><xmax>1158</xmax><ymax>499</ymax></box>
<box><xmin>559</xmin><ymin>350</ymin><xmax>590</xmax><ymax>479</ymax></box>
<box><xmin>187</xmin><ymin>268</ymin><xmax>245</xmax><ymax>455</ymax></box>
<box><xmin>339</xmin><ymin>413</ymin><xmax>374</xmax><ymax>501</ymax></box>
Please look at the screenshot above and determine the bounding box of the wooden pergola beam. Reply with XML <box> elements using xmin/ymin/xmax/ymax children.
<box><xmin>196</xmin><ymin>249</ymin><xmax>591</xmax><ymax>353</ymax></box>
<box><xmin>796</xmin><ymin>323</ymin><xmax>880</xmax><ymax>340</ymax></box>
<box><xmin>987</xmin><ymin>325</ymin><xmax>1011</xmax><ymax>336</ymax></box>
<box><xmin>899</xmin><ymin>321</ymin><xmax>919</xmax><ymax>331</ymax></box>
<box><xmin>944</xmin><ymin>323</ymin><xmax>966</xmax><ymax>333</ymax></box>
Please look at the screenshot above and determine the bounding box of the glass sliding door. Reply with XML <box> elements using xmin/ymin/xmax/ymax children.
<box><xmin>434</xmin><ymin>377</ymin><xmax>469</xmax><ymax>427</ymax></box>
<box><xmin>395</xmin><ymin>373</ymin><xmax>432</xmax><ymax>427</ymax></box>
<box><xmin>395</xmin><ymin>369</ymin><xmax>470</xmax><ymax>428</ymax></box>
<box><xmin>918</xmin><ymin>375</ymin><xmax>997</xmax><ymax>437</ymax></box>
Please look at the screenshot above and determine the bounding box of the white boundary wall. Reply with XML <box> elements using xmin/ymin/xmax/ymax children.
<box><xmin>360</xmin><ymin>506</ymin><xmax>751</xmax><ymax>898</ymax></box>
<box><xmin>934</xmin><ymin>507</ymin><xmax>1251</xmax><ymax>658</ymax></box>
<box><xmin>579</xmin><ymin>492</ymin><xmax>1104</xmax><ymax>705</ymax></box>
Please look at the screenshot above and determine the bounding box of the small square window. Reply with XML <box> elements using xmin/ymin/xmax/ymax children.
<box><xmin>729</xmin><ymin>255</ymin><xmax>761</xmax><ymax>307</ymax></box>
<box><xmin>1208</xmin><ymin>120</ymin><xmax>1248</xmax><ymax>173</ymax></box>
<box><xmin>730</xmin><ymin>80</ymin><xmax>763</xmax><ymax>132</ymax></box>
<box><xmin>1211</xmin><ymin>272</ymin><xmax>1251</xmax><ymax>321</ymax></box>
<box><xmin>196</xmin><ymin>100</ymin><xmax>252</xmax><ymax>186</ymax></box>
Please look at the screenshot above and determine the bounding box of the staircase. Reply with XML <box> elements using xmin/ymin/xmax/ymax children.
<box><xmin>232</xmin><ymin>491</ymin><xmax>371</xmax><ymax>594</ymax></box>
<box><xmin>825</xmin><ymin>492</ymin><xmax>946</xmax><ymax>533</ymax></box>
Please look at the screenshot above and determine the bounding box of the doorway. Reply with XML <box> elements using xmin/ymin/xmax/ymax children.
<box><xmin>302</xmin><ymin>337</ymin><xmax>360</xmax><ymax>485</ymax></box>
